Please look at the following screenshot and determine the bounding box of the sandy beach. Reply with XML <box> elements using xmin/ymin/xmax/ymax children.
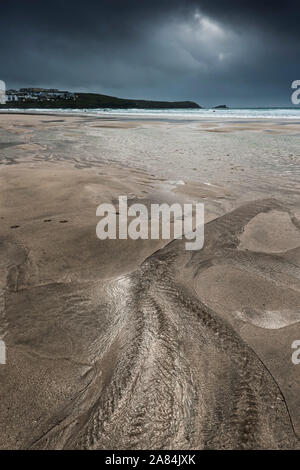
<box><xmin>0</xmin><ymin>112</ymin><xmax>300</xmax><ymax>449</ymax></box>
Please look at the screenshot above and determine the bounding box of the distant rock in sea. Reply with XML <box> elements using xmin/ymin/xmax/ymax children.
<box><xmin>213</xmin><ymin>104</ymin><xmax>228</xmax><ymax>109</ymax></box>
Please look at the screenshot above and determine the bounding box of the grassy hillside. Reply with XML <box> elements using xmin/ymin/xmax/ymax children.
<box><xmin>1</xmin><ymin>92</ymin><xmax>201</xmax><ymax>109</ymax></box>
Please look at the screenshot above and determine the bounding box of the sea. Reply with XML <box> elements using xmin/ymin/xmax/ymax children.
<box><xmin>2</xmin><ymin>107</ymin><xmax>300</xmax><ymax>119</ymax></box>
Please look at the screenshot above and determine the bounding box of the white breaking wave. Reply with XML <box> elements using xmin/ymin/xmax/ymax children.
<box><xmin>2</xmin><ymin>107</ymin><xmax>300</xmax><ymax>119</ymax></box>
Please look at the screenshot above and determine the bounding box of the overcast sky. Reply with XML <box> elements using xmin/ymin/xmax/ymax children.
<box><xmin>1</xmin><ymin>0</ymin><xmax>299</xmax><ymax>106</ymax></box>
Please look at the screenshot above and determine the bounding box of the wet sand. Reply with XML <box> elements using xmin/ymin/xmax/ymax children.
<box><xmin>0</xmin><ymin>113</ymin><xmax>299</xmax><ymax>449</ymax></box>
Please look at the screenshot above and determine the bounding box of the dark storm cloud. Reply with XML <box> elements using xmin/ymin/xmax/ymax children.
<box><xmin>1</xmin><ymin>0</ymin><xmax>299</xmax><ymax>106</ymax></box>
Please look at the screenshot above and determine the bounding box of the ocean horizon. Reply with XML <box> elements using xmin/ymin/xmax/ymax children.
<box><xmin>2</xmin><ymin>106</ymin><xmax>300</xmax><ymax>119</ymax></box>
